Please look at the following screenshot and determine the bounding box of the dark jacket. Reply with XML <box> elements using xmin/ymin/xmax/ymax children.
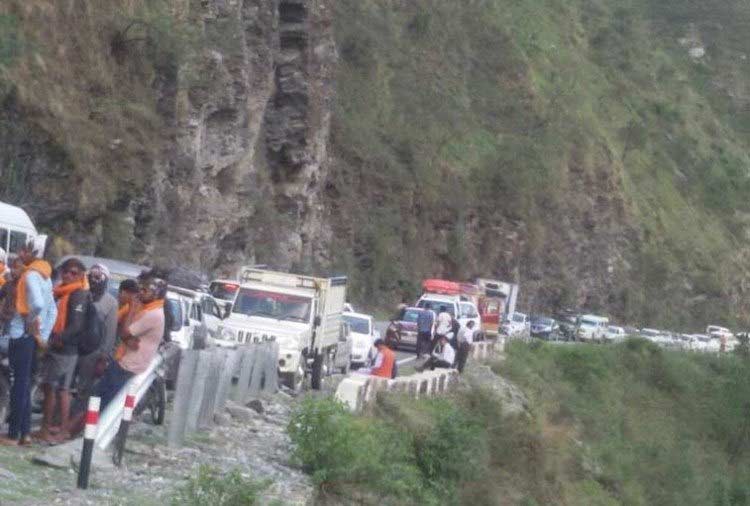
<box><xmin>58</xmin><ymin>289</ymin><xmax>90</xmax><ymax>355</ymax></box>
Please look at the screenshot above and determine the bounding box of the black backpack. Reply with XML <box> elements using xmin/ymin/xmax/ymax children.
<box><xmin>78</xmin><ymin>293</ymin><xmax>104</xmax><ymax>356</ymax></box>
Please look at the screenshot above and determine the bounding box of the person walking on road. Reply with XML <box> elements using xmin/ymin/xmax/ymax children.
<box><xmin>0</xmin><ymin>238</ymin><xmax>56</xmax><ymax>446</ymax></box>
<box><xmin>455</xmin><ymin>320</ymin><xmax>475</xmax><ymax>373</ymax></box>
<box><xmin>416</xmin><ymin>303</ymin><xmax>435</xmax><ymax>358</ymax></box>
<box><xmin>417</xmin><ymin>334</ymin><xmax>455</xmax><ymax>371</ymax></box>
<box><xmin>35</xmin><ymin>257</ymin><xmax>89</xmax><ymax>442</ymax></box>
<box><xmin>75</xmin><ymin>264</ymin><xmax>118</xmax><ymax>408</ymax></box>
<box><xmin>97</xmin><ymin>268</ymin><xmax>166</xmax><ymax>410</ymax></box>
<box><xmin>358</xmin><ymin>339</ymin><xmax>396</xmax><ymax>378</ymax></box>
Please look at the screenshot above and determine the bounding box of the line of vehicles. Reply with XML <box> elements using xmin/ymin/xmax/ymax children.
<box><xmin>503</xmin><ymin>308</ymin><xmax>742</xmax><ymax>353</ymax></box>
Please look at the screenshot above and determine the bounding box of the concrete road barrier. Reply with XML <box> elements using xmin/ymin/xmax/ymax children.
<box><xmin>336</xmin><ymin>340</ymin><xmax>502</xmax><ymax>412</ymax></box>
<box><xmin>335</xmin><ymin>368</ymin><xmax>459</xmax><ymax>411</ymax></box>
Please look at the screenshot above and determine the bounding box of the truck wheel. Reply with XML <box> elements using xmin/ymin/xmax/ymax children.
<box><xmin>311</xmin><ymin>352</ymin><xmax>324</xmax><ymax>390</ymax></box>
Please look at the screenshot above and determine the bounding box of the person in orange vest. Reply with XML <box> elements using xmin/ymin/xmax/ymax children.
<box><xmin>359</xmin><ymin>339</ymin><xmax>396</xmax><ymax>379</ymax></box>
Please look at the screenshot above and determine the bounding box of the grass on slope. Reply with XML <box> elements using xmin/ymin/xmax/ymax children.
<box><xmin>290</xmin><ymin>340</ymin><xmax>750</xmax><ymax>505</ymax></box>
<box><xmin>498</xmin><ymin>339</ymin><xmax>750</xmax><ymax>505</ymax></box>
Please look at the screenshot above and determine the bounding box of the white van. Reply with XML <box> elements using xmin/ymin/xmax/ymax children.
<box><xmin>0</xmin><ymin>201</ymin><xmax>46</xmax><ymax>260</ymax></box>
<box><xmin>415</xmin><ymin>294</ymin><xmax>482</xmax><ymax>336</ymax></box>
<box><xmin>576</xmin><ymin>315</ymin><xmax>609</xmax><ymax>342</ymax></box>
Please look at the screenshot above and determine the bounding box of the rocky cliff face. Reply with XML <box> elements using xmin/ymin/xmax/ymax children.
<box><xmin>0</xmin><ymin>0</ymin><xmax>335</xmax><ymax>277</ymax></box>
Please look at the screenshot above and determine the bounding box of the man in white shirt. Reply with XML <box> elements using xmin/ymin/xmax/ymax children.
<box><xmin>435</xmin><ymin>306</ymin><xmax>452</xmax><ymax>337</ymax></box>
<box><xmin>418</xmin><ymin>335</ymin><xmax>455</xmax><ymax>371</ymax></box>
<box><xmin>456</xmin><ymin>320</ymin><xmax>475</xmax><ymax>373</ymax></box>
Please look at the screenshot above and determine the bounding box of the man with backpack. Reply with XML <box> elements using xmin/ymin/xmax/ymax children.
<box><xmin>35</xmin><ymin>257</ymin><xmax>89</xmax><ymax>443</ymax></box>
<box><xmin>75</xmin><ymin>263</ymin><xmax>118</xmax><ymax>410</ymax></box>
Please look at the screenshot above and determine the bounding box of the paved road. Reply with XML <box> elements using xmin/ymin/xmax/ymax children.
<box><xmin>374</xmin><ymin>321</ymin><xmax>417</xmax><ymax>366</ymax></box>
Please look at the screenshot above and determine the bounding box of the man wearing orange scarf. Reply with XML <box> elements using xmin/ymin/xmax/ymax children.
<box><xmin>95</xmin><ymin>268</ymin><xmax>167</xmax><ymax>410</ymax></box>
<box><xmin>35</xmin><ymin>258</ymin><xmax>89</xmax><ymax>442</ymax></box>
<box><xmin>0</xmin><ymin>238</ymin><xmax>56</xmax><ymax>447</ymax></box>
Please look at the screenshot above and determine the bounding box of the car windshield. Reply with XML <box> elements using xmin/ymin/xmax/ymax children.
<box><xmin>512</xmin><ymin>314</ymin><xmax>525</xmax><ymax>323</ymax></box>
<box><xmin>401</xmin><ymin>309</ymin><xmax>422</xmax><ymax>323</ymax></box>
<box><xmin>580</xmin><ymin>318</ymin><xmax>599</xmax><ymax>326</ymax></box>
<box><xmin>531</xmin><ymin>317</ymin><xmax>553</xmax><ymax>325</ymax></box>
<box><xmin>233</xmin><ymin>288</ymin><xmax>312</xmax><ymax>322</ymax></box>
<box><xmin>210</xmin><ymin>282</ymin><xmax>240</xmax><ymax>301</ymax></box>
<box><xmin>417</xmin><ymin>300</ymin><xmax>454</xmax><ymax>316</ymax></box>
<box><xmin>343</xmin><ymin>315</ymin><xmax>370</xmax><ymax>334</ymax></box>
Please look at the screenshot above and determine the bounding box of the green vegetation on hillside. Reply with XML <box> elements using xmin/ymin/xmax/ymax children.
<box><xmin>327</xmin><ymin>0</ymin><xmax>750</xmax><ymax>329</ymax></box>
<box><xmin>290</xmin><ymin>341</ymin><xmax>750</xmax><ymax>505</ymax></box>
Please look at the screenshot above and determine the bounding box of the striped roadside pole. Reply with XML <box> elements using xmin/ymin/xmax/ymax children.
<box><xmin>77</xmin><ymin>396</ymin><xmax>100</xmax><ymax>490</ymax></box>
<box><xmin>113</xmin><ymin>387</ymin><xmax>137</xmax><ymax>467</ymax></box>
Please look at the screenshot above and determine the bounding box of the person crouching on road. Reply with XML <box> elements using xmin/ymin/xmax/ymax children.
<box><xmin>75</xmin><ymin>264</ymin><xmax>118</xmax><ymax>410</ymax></box>
<box><xmin>417</xmin><ymin>334</ymin><xmax>455</xmax><ymax>371</ymax></box>
<box><xmin>455</xmin><ymin>320</ymin><xmax>475</xmax><ymax>373</ymax></box>
<box><xmin>0</xmin><ymin>238</ymin><xmax>57</xmax><ymax>447</ymax></box>
<box><xmin>35</xmin><ymin>258</ymin><xmax>89</xmax><ymax>443</ymax></box>
<box><xmin>96</xmin><ymin>268</ymin><xmax>166</xmax><ymax>410</ymax></box>
<box><xmin>358</xmin><ymin>339</ymin><xmax>396</xmax><ymax>378</ymax></box>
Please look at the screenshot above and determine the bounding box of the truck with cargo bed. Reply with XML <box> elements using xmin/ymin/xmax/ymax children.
<box><xmin>213</xmin><ymin>268</ymin><xmax>351</xmax><ymax>390</ymax></box>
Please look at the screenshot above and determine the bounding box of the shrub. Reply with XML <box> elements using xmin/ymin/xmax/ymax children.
<box><xmin>288</xmin><ymin>397</ymin><xmax>425</xmax><ymax>502</ymax></box>
<box><xmin>171</xmin><ymin>466</ymin><xmax>269</xmax><ymax>506</ymax></box>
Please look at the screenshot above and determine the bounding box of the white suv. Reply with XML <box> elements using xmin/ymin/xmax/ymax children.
<box><xmin>415</xmin><ymin>294</ymin><xmax>482</xmax><ymax>334</ymax></box>
<box><xmin>576</xmin><ymin>315</ymin><xmax>609</xmax><ymax>342</ymax></box>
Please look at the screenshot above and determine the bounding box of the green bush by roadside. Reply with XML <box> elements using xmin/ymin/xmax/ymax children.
<box><xmin>170</xmin><ymin>465</ymin><xmax>270</xmax><ymax>506</ymax></box>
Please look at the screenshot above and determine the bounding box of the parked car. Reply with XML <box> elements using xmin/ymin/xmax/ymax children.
<box><xmin>343</xmin><ymin>311</ymin><xmax>379</xmax><ymax>368</ymax></box>
<box><xmin>500</xmin><ymin>312</ymin><xmax>530</xmax><ymax>338</ymax></box>
<box><xmin>385</xmin><ymin>307</ymin><xmax>424</xmax><ymax>350</ymax></box>
<box><xmin>605</xmin><ymin>325</ymin><xmax>627</xmax><ymax>342</ymax></box>
<box><xmin>165</xmin><ymin>290</ymin><xmax>200</xmax><ymax>350</ymax></box>
<box><xmin>530</xmin><ymin>315</ymin><xmax>558</xmax><ymax>340</ymax></box>
<box><xmin>706</xmin><ymin>325</ymin><xmax>736</xmax><ymax>351</ymax></box>
<box><xmin>575</xmin><ymin>315</ymin><xmax>609</xmax><ymax>342</ymax></box>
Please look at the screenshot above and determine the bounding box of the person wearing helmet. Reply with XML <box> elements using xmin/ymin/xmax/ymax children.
<box><xmin>75</xmin><ymin>264</ymin><xmax>119</xmax><ymax>410</ymax></box>
<box><xmin>95</xmin><ymin>268</ymin><xmax>167</xmax><ymax>410</ymax></box>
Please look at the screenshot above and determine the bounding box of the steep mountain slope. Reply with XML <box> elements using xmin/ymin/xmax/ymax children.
<box><xmin>1</xmin><ymin>0</ymin><xmax>749</xmax><ymax>328</ymax></box>
<box><xmin>326</xmin><ymin>0</ymin><xmax>750</xmax><ymax>328</ymax></box>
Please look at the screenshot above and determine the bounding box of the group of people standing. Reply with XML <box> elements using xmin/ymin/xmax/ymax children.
<box><xmin>0</xmin><ymin>239</ymin><xmax>167</xmax><ymax>446</ymax></box>
<box><xmin>415</xmin><ymin>303</ymin><xmax>475</xmax><ymax>373</ymax></box>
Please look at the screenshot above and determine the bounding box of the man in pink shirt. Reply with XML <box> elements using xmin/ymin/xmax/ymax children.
<box><xmin>96</xmin><ymin>268</ymin><xmax>167</xmax><ymax>409</ymax></box>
